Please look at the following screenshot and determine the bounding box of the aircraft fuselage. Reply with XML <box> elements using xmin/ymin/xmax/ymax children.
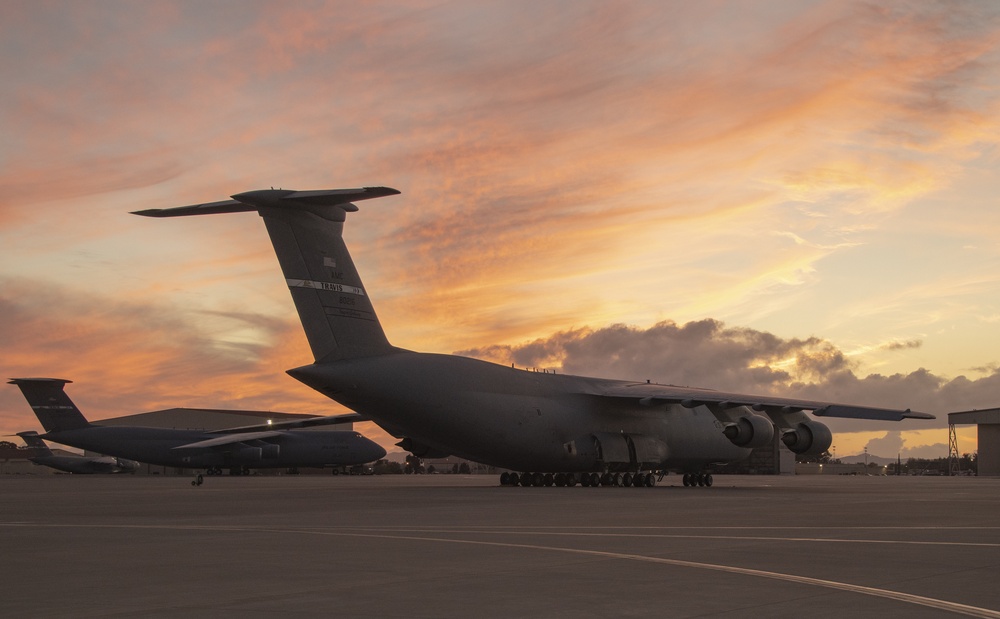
<box><xmin>289</xmin><ymin>351</ymin><xmax>752</xmax><ymax>472</ymax></box>
<box><xmin>41</xmin><ymin>426</ymin><xmax>384</xmax><ymax>470</ymax></box>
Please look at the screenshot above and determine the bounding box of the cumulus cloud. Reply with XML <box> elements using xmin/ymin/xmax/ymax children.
<box><xmin>881</xmin><ymin>340</ymin><xmax>922</xmax><ymax>351</ymax></box>
<box><xmin>861</xmin><ymin>431</ymin><xmax>949</xmax><ymax>460</ymax></box>
<box><xmin>459</xmin><ymin>318</ymin><xmax>1000</xmax><ymax>431</ymax></box>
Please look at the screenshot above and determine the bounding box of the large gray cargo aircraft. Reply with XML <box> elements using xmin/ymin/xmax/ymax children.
<box><xmin>16</xmin><ymin>430</ymin><xmax>139</xmax><ymax>474</ymax></box>
<box><xmin>134</xmin><ymin>187</ymin><xmax>934</xmax><ymax>487</ymax></box>
<box><xmin>9</xmin><ymin>378</ymin><xmax>386</xmax><ymax>475</ymax></box>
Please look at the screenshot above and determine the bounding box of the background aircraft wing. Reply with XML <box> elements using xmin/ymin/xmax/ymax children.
<box><xmin>589</xmin><ymin>382</ymin><xmax>934</xmax><ymax>421</ymax></box>
<box><xmin>172</xmin><ymin>431</ymin><xmax>285</xmax><ymax>450</ymax></box>
<box><xmin>210</xmin><ymin>413</ymin><xmax>368</xmax><ymax>433</ymax></box>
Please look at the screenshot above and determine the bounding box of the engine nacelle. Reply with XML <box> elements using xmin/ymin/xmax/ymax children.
<box><xmin>397</xmin><ymin>437</ymin><xmax>451</xmax><ymax>459</ymax></box>
<box><xmin>722</xmin><ymin>414</ymin><xmax>774</xmax><ymax>449</ymax></box>
<box><xmin>781</xmin><ymin>420</ymin><xmax>833</xmax><ymax>456</ymax></box>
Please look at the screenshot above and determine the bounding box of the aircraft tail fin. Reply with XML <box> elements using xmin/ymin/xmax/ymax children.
<box><xmin>8</xmin><ymin>378</ymin><xmax>91</xmax><ymax>432</ymax></box>
<box><xmin>133</xmin><ymin>187</ymin><xmax>400</xmax><ymax>362</ymax></box>
<box><xmin>16</xmin><ymin>430</ymin><xmax>53</xmax><ymax>456</ymax></box>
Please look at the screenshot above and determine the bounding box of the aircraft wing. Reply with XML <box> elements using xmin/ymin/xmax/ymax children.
<box><xmin>172</xmin><ymin>431</ymin><xmax>286</xmax><ymax>450</ymax></box>
<box><xmin>211</xmin><ymin>413</ymin><xmax>367</xmax><ymax>433</ymax></box>
<box><xmin>590</xmin><ymin>382</ymin><xmax>934</xmax><ymax>421</ymax></box>
<box><xmin>172</xmin><ymin>412</ymin><xmax>368</xmax><ymax>449</ymax></box>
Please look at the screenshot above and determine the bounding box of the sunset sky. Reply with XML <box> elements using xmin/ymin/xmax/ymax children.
<box><xmin>2</xmin><ymin>1</ymin><xmax>999</xmax><ymax>460</ymax></box>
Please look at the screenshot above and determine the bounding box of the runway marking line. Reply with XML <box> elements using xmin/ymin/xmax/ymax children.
<box><xmin>334</xmin><ymin>526</ymin><xmax>1000</xmax><ymax>548</ymax></box>
<box><xmin>3</xmin><ymin>522</ymin><xmax>998</xmax><ymax>618</ymax></box>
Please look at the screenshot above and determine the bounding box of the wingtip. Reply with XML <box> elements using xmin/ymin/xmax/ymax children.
<box><xmin>131</xmin><ymin>208</ymin><xmax>164</xmax><ymax>217</ymax></box>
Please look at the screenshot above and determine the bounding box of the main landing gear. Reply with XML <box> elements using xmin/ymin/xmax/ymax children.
<box><xmin>682</xmin><ymin>472</ymin><xmax>713</xmax><ymax>487</ymax></box>
<box><xmin>499</xmin><ymin>471</ymin><xmax>659</xmax><ymax>487</ymax></box>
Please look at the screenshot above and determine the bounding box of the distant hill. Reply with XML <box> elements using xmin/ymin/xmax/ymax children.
<box><xmin>839</xmin><ymin>454</ymin><xmax>898</xmax><ymax>466</ymax></box>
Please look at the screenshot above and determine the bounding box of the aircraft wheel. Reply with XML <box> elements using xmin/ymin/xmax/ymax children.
<box><xmin>645</xmin><ymin>473</ymin><xmax>656</xmax><ymax>487</ymax></box>
<box><xmin>704</xmin><ymin>473</ymin><xmax>714</xmax><ymax>487</ymax></box>
<box><xmin>682</xmin><ymin>473</ymin><xmax>691</xmax><ymax>487</ymax></box>
<box><xmin>508</xmin><ymin>472</ymin><xmax>520</xmax><ymax>486</ymax></box>
<box><xmin>500</xmin><ymin>472</ymin><xmax>511</xmax><ymax>486</ymax></box>
<box><xmin>554</xmin><ymin>473</ymin><xmax>565</xmax><ymax>487</ymax></box>
<box><xmin>622</xmin><ymin>473</ymin><xmax>633</xmax><ymax>487</ymax></box>
<box><xmin>519</xmin><ymin>472</ymin><xmax>532</xmax><ymax>487</ymax></box>
<box><xmin>697</xmin><ymin>473</ymin><xmax>706</xmax><ymax>487</ymax></box>
<box><xmin>579</xmin><ymin>473</ymin><xmax>590</xmax><ymax>487</ymax></box>
<box><xmin>543</xmin><ymin>473</ymin><xmax>554</xmax><ymax>487</ymax></box>
<box><xmin>565</xmin><ymin>474</ymin><xmax>577</xmax><ymax>487</ymax></box>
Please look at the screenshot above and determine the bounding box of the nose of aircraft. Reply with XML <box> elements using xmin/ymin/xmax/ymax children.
<box><xmin>365</xmin><ymin>438</ymin><xmax>387</xmax><ymax>462</ymax></box>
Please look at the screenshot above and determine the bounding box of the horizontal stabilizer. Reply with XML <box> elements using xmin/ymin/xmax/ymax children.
<box><xmin>131</xmin><ymin>199</ymin><xmax>253</xmax><ymax>218</ymax></box>
<box><xmin>132</xmin><ymin>187</ymin><xmax>400</xmax><ymax>218</ymax></box>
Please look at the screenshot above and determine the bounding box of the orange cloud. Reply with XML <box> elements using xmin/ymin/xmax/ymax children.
<box><xmin>3</xmin><ymin>2</ymin><xmax>1000</xmax><ymax>455</ymax></box>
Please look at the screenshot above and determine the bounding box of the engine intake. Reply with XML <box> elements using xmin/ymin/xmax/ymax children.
<box><xmin>722</xmin><ymin>415</ymin><xmax>774</xmax><ymax>449</ymax></box>
<box><xmin>781</xmin><ymin>420</ymin><xmax>832</xmax><ymax>456</ymax></box>
<box><xmin>397</xmin><ymin>437</ymin><xmax>450</xmax><ymax>459</ymax></box>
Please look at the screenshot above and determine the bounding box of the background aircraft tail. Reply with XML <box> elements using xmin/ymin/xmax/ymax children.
<box><xmin>133</xmin><ymin>187</ymin><xmax>400</xmax><ymax>362</ymax></box>
<box><xmin>16</xmin><ymin>431</ymin><xmax>53</xmax><ymax>456</ymax></box>
<box><xmin>8</xmin><ymin>378</ymin><xmax>91</xmax><ymax>432</ymax></box>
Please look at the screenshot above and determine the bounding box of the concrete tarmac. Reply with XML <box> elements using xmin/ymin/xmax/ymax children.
<box><xmin>2</xmin><ymin>474</ymin><xmax>999</xmax><ymax>618</ymax></box>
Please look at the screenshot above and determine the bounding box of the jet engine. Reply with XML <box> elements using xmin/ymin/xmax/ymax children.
<box><xmin>780</xmin><ymin>420</ymin><xmax>832</xmax><ymax>456</ymax></box>
<box><xmin>397</xmin><ymin>437</ymin><xmax>450</xmax><ymax>459</ymax></box>
<box><xmin>722</xmin><ymin>414</ymin><xmax>774</xmax><ymax>449</ymax></box>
